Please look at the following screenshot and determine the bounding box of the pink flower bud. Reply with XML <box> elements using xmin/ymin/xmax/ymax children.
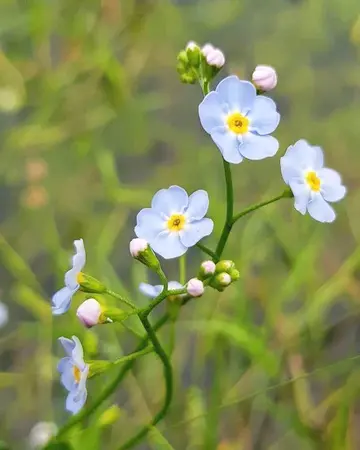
<box><xmin>129</xmin><ymin>238</ymin><xmax>148</xmax><ymax>257</ymax></box>
<box><xmin>201</xmin><ymin>260</ymin><xmax>216</xmax><ymax>275</ymax></box>
<box><xmin>187</xmin><ymin>278</ymin><xmax>204</xmax><ymax>297</ymax></box>
<box><xmin>76</xmin><ymin>298</ymin><xmax>102</xmax><ymax>328</ymax></box>
<box><xmin>202</xmin><ymin>43</ymin><xmax>225</xmax><ymax>68</ymax></box>
<box><xmin>252</xmin><ymin>65</ymin><xmax>277</xmax><ymax>91</ymax></box>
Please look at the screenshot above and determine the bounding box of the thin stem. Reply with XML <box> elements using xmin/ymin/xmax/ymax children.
<box><xmin>232</xmin><ymin>189</ymin><xmax>291</xmax><ymax>225</ymax></box>
<box><xmin>118</xmin><ymin>315</ymin><xmax>173</xmax><ymax>450</ymax></box>
<box><xmin>196</xmin><ymin>243</ymin><xmax>218</xmax><ymax>261</ymax></box>
<box><xmin>105</xmin><ymin>289</ymin><xmax>137</xmax><ymax>310</ymax></box>
<box><xmin>215</xmin><ymin>159</ymin><xmax>234</xmax><ymax>259</ymax></box>
<box><xmin>113</xmin><ymin>346</ymin><xmax>153</xmax><ymax>365</ymax></box>
<box><xmin>179</xmin><ymin>255</ymin><xmax>186</xmax><ymax>285</ymax></box>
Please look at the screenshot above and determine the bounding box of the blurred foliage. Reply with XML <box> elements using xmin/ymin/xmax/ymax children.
<box><xmin>0</xmin><ymin>0</ymin><xmax>360</xmax><ymax>448</ymax></box>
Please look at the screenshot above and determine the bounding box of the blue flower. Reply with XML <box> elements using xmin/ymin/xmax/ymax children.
<box><xmin>135</xmin><ymin>186</ymin><xmax>214</xmax><ymax>259</ymax></box>
<box><xmin>198</xmin><ymin>75</ymin><xmax>280</xmax><ymax>164</ymax></box>
<box><xmin>52</xmin><ymin>239</ymin><xmax>86</xmax><ymax>315</ymax></box>
<box><xmin>57</xmin><ymin>335</ymin><xmax>89</xmax><ymax>415</ymax></box>
<box><xmin>139</xmin><ymin>281</ymin><xmax>183</xmax><ymax>298</ymax></box>
<box><xmin>281</xmin><ymin>140</ymin><xmax>346</xmax><ymax>223</ymax></box>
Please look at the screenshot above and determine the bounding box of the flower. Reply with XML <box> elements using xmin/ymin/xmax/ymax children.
<box><xmin>202</xmin><ymin>43</ymin><xmax>225</xmax><ymax>68</ymax></box>
<box><xmin>252</xmin><ymin>65</ymin><xmax>278</xmax><ymax>91</ymax></box>
<box><xmin>139</xmin><ymin>281</ymin><xmax>183</xmax><ymax>299</ymax></box>
<box><xmin>280</xmin><ymin>140</ymin><xmax>346</xmax><ymax>223</ymax></box>
<box><xmin>76</xmin><ymin>298</ymin><xmax>102</xmax><ymax>328</ymax></box>
<box><xmin>135</xmin><ymin>186</ymin><xmax>214</xmax><ymax>259</ymax></box>
<box><xmin>129</xmin><ymin>238</ymin><xmax>148</xmax><ymax>257</ymax></box>
<box><xmin>198</xmin><ymin>75</ymin><xmax>280</xmax><ymax>164</ymax></box>
<box><xmin>28</xmin><ymin>422</ymin><xmax>57</xmax><ymax>449</ymax></box>
<box><xmin>58</xmin><ymin>335</ymin><xmax>89</xmax><ymax>414</ymax></box>
<box><xmin>0</xmin><ymin>302</ymin><xmax>8</xmax><ymax>328</ymax></box>
<box><xmin>187</xmin><ymin>278</ymin><xmax>204</xmax><ymax>297</ymax></box>
<box><xmin>51</xmin><ymin>239</ymin><xmax>86</xmax><ymax>315</ymax></box>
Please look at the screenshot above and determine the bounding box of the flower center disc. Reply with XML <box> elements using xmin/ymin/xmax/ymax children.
<box><xmin>73</xmin><ymin>365</ymin><xmax>81</xmax><ymax>383</ymax></box>
<box><xmin>227</xmin><ymin>112</ymin><xmax>249</xmax><ymax>134</ymax></box>
<box><xmin>306</xmin><ymin>171</ymin><xmax>321</xmax><ymax>192</ymax></box>
<box><xmin>167</xmin><ymin>214</ymin><xmax>185</xmax><ymax>232</ymax></box>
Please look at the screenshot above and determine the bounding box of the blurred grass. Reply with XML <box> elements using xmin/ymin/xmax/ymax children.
<box><xmin>0</xmin><ymin>0</ymin><xmax>360</xmax><ymax>448</ymax></box>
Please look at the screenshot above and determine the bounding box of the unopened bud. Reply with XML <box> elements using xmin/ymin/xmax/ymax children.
<box><xmin>210</xmin><ymin>272</ymin><xmax>232</xmax><ymax>291</ymax></box>
<box><xmin>187</xmin><ymin>278</ymin><xmax>204</xmax><ymax>297</ymax></box>
<box><xmin>215</xmin><ymin>260</ymin><xmax>235</xmax><ymax>274</ymax></box>
<box><xmin>229</xmin><ymin>269</ymin><xmax>240</xmax><ymax>282</ymax></box>
<box><xmin>252</xmin><ymin>65</ymin><xmax>277</xmax><ymax>92</ymax></box>
<box><xmin>77</xmin><ymin>273</ymin><xmax>106</xmax><ymax>294</ymax></box>
<box><xmin>88</xmin><ymin>360</ymin><xmax>112</xmax><ymax>378</ymax></box>
<box><xmin>186</xmin><ymin>41</ymin><xmax>201</xmax><ymax>68</ymax></box>
<box><xmin>199</xmin><ymin>260</ymin><xmax>216</xmax><ymax>280</ymax></box>
<box><xmin>77</xmin><ymin>298</ymin><xmax>103</xmax><ymax>328</ymax></box>
<box><xmin>202</xmin><ymin>43</ymin><xmax>225</xmax><ymax>68</ymax></box>
<box><xmin>130</xmin><ymin>238</ymin><xmax>160</xmax><ymax>271</ymax></box>
<box><xmin>99</xmin><ymin>405</ymin><xmax>121</xmax><ymax>427</ymax></box>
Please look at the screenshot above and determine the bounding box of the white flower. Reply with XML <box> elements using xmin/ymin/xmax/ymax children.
<box><xmin>28</xmin><ymin>422</ymin><xmax>58</xmax><ymax>449</ymax></box>
<box><xmin>51</xmin><ymin>239</ymin><xmax>86</xmax><ymax>315</ymax></box>
<box><xmin>281</xmin><ymin>140</ymin><xmax>346</xmax><ymax>223</ymax></box>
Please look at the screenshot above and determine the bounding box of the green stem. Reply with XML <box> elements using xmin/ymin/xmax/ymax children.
<box><xmin>215</xmin><ymin>160</ymin><xmax>234</xmax><ymax>259</ymax></box>
<box><xmin>196</xmin><ymin>243</ymin><xmax>218</xmax><ymax>261</ymax></box>
<box><xmin>113</xmin><ymin>346</ymin><xmax>153</xmax><ymax>365</ymax></box>
<box><xmin>105</xmin><ymin>289</ymin><xmax>137</xmax><ymax>310</ymax></box>
<box><xmin>231</xmin><ymin>189</ymin><xmax>291</xmax><ymax>225</ymax></box>
<box><xmin>179</xmin><ymin>255</ymin><xmax>186</xmax><ymax>285</ymax></box>
<box><xmin>118</xmin><ymin>315</ymin><xmax>173</xmax><ymax>450</ymax></box>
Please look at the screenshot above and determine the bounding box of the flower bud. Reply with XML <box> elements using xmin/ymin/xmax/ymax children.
<box><xmin>210</xmin><ymin>272</ymin><xmax>232</xmax><ymax>291</ymax></box>
<box><xmin>130</xmin><ymin>238</ymin><xmax>160</xmax><ymax>271</ymax></box>
<box><xmin>77</xmin><ymin>298</ymin><xmax>103</xmax><ymax>328</ymax></box>
<box><xmin>28</xmin><ymin>422</ymin><xmax>57</xmax><ymax>449</ymax></box>
<box><xmin>215</xmin><ymin>260</ymin><xmax>235</xmax><ymax>274</ymax></box>
<box><xmin>186</xmin><ymin>41</ymin><xmax>201</xmax><ymax>68</ymax></box>
<box><xmin>187</xmin><ymin>278</ymin><xmax>204</xmax><ymax>297</ymax></box>
<box><xmin>88</xmin><ymin>360</ymin><xmax>112</xmax><ymax>378</ymax></box>
<box><xmin>229</xmin><ymin>268</ymin><xmax>240</xmax><ymax>282</ymax></box>
<box><xmin>199</xmin><ymin>260</ymin><xmax>216</xmax><ymax>280</ymax></box>
<box><xmin>252</xmin><ymin>65</ymin><xmax>277</xmax><ymax>92</ymax></box>
<box><xmin>202</xmin><ymin>43</ymin><xmax>225</xmax><ymax>68</ymax></box>
<box><xmin>99</xmin><ymin>405</ymin><xmax>122</xmax><ymax>428</ymax></box>
<box><xmin>77</xmin><ymin>273</ymin><xmax>106</xmax><ymax>294</ymax></box>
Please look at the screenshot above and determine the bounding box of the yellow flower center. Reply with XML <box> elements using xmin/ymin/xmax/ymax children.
<box><xmin>76</xmin><ymin>272</ymin><xmax>85</xmax><ymax>284</ymax></box>
<box><xmin>167</xmin><ymin>214</ymin><xmax>186</xmax><ymax>232</ymax></box>
<box><xmin>73</xmin><ymin>365</ymin><xmax>81</xmax><ymax>383</ymax></box>
<box><xmin>226</xmin><ymin>112</ymin><xmax>249</xmax><ymax>134</ymax></box>
<box><xmin>306</xmin><ymin>171</ymin><xmax>321</xmax><ymax>192</ymax></box>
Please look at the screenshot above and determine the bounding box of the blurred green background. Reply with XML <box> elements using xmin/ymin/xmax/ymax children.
<box><xmin>1</xmin><ymin>0</ymin><xmax>360</xmax><ymax>448</ymax></box>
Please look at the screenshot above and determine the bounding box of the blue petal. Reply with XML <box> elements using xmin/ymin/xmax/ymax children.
<box><xmin>248</xmin><ymin>96</ymin><xmax>280</xmax><ymax>135</ymax></box>
<box><xmin>216</xmin><ymin>76</ymin><xmax>256</xmax><ymax>114</ymax></box>
<box><xmin>179</xmin><ymin>218</ymin><xmax>214</xmax><ymax>247</ymax></box>
<box><xmin>151</xmin><ymin>186</ymin><xmax>189</xmax><ymax>217</ymax></box>
<box><xmin>186</xmin><ymin>190</ymin><xmax>209</xmax><ymax>221</ymax></box>
<box><xmin>168</xmin><ymin>281</ymin><xmax>183</xmax><ymax>291</ymax></box>
<box><xmin>289</xmin><ymin>179</ymin><xmax>310</xmax><ymax>215</ymax></box>
<box><xmin>139</xmin><ymin>283</ymin><xmax>163</xmax><ymax>298</ymax></box>
<box><xmin>58</xmin><ymin>337</ymin><xmax>75</xmax><ymax>356</ymax></box>
<box><xmin>307</xmin><ymin>194</ymin><xmax>336</xmax><ymax>223</ymax></box>
<box><xmin>57</xmin><ymin>356</ymin><xmax>72</xmax><ymax>372</ymax></box>
<box><xmin>151</xmin><ymin>231</ymin><xmax>187</xmax><ymax>259</ymax></box>
<box><xmin>280</xmin><ymin>157</ymin><xmax>303</xmax><ymax>185</ymax></box>
<box><xmin>210</xmin><ymin>127</ymin><xmax>243</xmax><ymax>164</ymax></box>
<box><xmin>71</xmin><ymin>336</ymin><xmax>85</xmax><ymax>370</ymax></box>
<box><xmin>59</xmin><ymin>360</ymin><xmax>76</xmax><ymax>392</ymax></box>
<box><xmin>52</xmin><ymin>286</ymin><xmax>77</xmax><ymax>315</ymax></box>
<box><xmin>239</xmin><ymin>133</ymin><xmax>279</xmax><ymax>160</ymax></box>
<box><xmin>66</xmin><ymin>386</ymin><xmax>87</xmax><ymax>415</ymax></box>
<box><xmin>282</xmin><ymin>140</ymin><xmax>324</xmax><ymax>171</ymax></box>
<box><xmin>198</xmin><ymin>91</ymin><xmax>226</xmax><ymax>133</ymax></box>
<box><xmin>135</xmin><ymin>208</ymin><xmax>165</xmax><ymax>241</ymax></box>
<box><xmin>318</xmin><ymin>168</ymin><xmax>346</xmax><ymax>203</ymax></box>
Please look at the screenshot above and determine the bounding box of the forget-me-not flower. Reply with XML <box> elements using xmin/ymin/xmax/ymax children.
<box><xmin>281</xmin><ymin>140</ymin><xmax>346</xmax><ymax>223</ymax></box>
<box><xmin>198</xmin><ymin>75</ymin><xmax>280</xmax><ymax>164</ymax></box>
<box><xmin>135</xmin><ymin>186</ymin><xmax>214</xmax><ymax>259</ymax></box>
<box><xmin>139</xmin><ymin>281</ymin><xmax>183</xmax><ymax>298</ymax></box>
<box><xmin>57</xmin><ymin>335</ymin><xmax>89</xmax><ymax>415</ymax></box>
<box><xmin>52</xmin><ymin>239</ymin><xmax>86</xmax><ymax>315</ymax></box>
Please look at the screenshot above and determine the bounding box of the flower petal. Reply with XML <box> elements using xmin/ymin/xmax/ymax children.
<box><xmin>216</xmin><ymin>76</ymin><xmax>256</xmax><ymax>114</ymax></box>
<box><xmin>57</xmin><ymin>356</ymin><xmax>72</xmax><ymax>373</ymax></box>
<box><xmin>139</xmin><ymin>283</ymin><xmax>163</xmax><ymax>298</ymax></box>
<box><xmin>248</xmin><ymin>96</ymin><xmax>280</xmax><ymax>135</ymax></box>
<box><xmin>151</xmin><ymin>186</ymin><xmax>189</xmax><ymax>217</ymax></box>
<box><xmin>168</xmin><ymin>281</ymin><xmax>183</xmax><ymax>290</ymax></box>
<box><xmin>307</xmin><ymin>194</ymin><xmax>336</xmax><ymax>223</ymax></box>
<box><xmin>151</xmin><ymin>231</ymin><xmax>187</xmax><ymax>259</ymax></box>
<box><xmin>280</xmin><ymin>157</ymin><xmax>303</xmax><ymax>185</ymax></box>
<box><xmin>135</xmin><ymin>208</ymin><xmax>165</xmax><ymax>241</ymax></box>
<box><xmin>318</xmin><ymin>168</ymin><xmax>346</xmax><ymax>202</ymax></box>
<box><xmin>52</xmin><ymin>287</ymin><xmax>76</xmax><ymax>315</ymax></box>
<box><xmin>59</xmin><ymin>360</ymin><xmax>75</xmax><ymax>391</ymax></box>
<box><xmin>198</xmin><ymin>91</ymin><xmax>226</xmax><ymax>133</ymax></box>
<box><xmin>66</xmin><ymin>386</ymin><xmax>87</xmax><ymax>415</ymax></box>
<box><xmin>289</xmin><ymin>179</ymin><xmax>310</xmax><ymax>215</ymax></box>
<box><xmin>240</xmin><ymin>133</ymin><xmax>279</xmax><ymax>160</ymax></box>
<box><xmin>71</xmin><ymin>336</ymin><xmax>85</xmax><ymax>370</ymax></box>
<box><xmin>210</xmin><ymin>127</ymin><xmax>243</xmax><ymax>164</ymax></box>
<box><xmin>58</xmin><ymin>338</ymin><xmax>75</xmax><ymax>357</ymax></box>
<box><xmin>186</xmin><ymin>190</ymin><xmax>209</xmax><ymax>220</ymax></box>
<box><xmin>282</xmin><ymin>140</ymin><xmax>324</xmax><ymax>170</ymax></box>
<box><xmin>180</xmin><ymin>218</ymin><xmax>214</xmax><ymax>247</ymax></box>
